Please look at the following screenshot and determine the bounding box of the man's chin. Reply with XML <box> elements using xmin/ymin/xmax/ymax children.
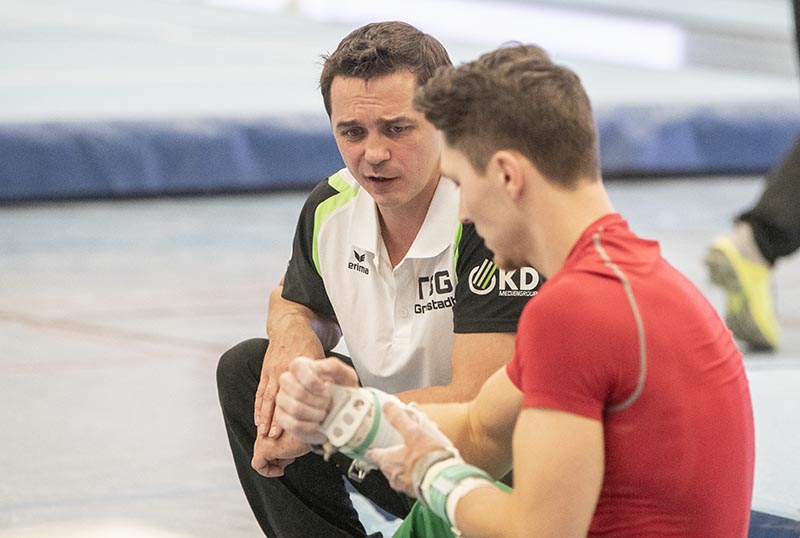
<box><xmin>491</xmin><ymin>254</ymin><xmax>516</xmax><ymax>272</ymax></box>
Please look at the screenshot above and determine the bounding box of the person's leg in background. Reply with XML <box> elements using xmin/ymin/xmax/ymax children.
<box><xmin>705</xmin><ymin>0</ymin><xmax>800</xmax><ymax>351</ymax></box>
<box><xmin>739</xmin><ymin>0</ymin><xmax>800</xmax><ymax>266</ymax></box>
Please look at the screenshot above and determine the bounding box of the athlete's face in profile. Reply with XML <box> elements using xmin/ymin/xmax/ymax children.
<box><xmin>329</xmin><ymin>70</ymin><xmax>442</xmax><ymax>214</ymax></box>
<box><xmin>441</xmin><ymin>144</ymin><xmax>530</xmax><ymax>271</ymax></box>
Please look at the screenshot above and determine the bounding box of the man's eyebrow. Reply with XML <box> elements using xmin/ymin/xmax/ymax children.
<box><xmin>335</xmin><ymin>120</ymin><xmax>360</xmax><ymax>129</ymax></box>
<box><xmin>335</xmin><ymin>116</ymin><xmax>417</xmax><ymax>130</ymax></box>
<box><xmin>378</xmin><ymin>116</ymin><xmax>416</xmax><ymax>126</ymax></box>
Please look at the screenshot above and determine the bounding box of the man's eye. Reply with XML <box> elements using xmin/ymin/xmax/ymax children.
<box><xmin>388</xmin><ymin>125</ymin><xmax>409</xmax><ymax>134</ymax></box>
<box><xmin>341</xmin><ymin>128</ymin><xmax>363</xmax><ymax>138</ymax></box>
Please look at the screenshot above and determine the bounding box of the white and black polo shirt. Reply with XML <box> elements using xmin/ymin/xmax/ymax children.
<box><xmin>283</xmin><ymin>168</ymin><xmax>542</xmax><ymax>394</ymax></box>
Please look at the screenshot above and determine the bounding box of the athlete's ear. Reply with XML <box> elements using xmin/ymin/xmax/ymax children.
<box><xmin>488</xmin><ymin>150</ymin><xmax>526</xmax><ymax>200</ymax></box>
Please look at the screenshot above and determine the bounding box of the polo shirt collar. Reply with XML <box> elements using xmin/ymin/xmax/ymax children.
<box><xmin>347</xmin><ymin>174</ymin><xmax>459</xmax><ymax>260</ymax></box>
<box><xmin>405</xmin><ymin>178</ymin><xmax>459</xmax><ymax>259</ymax></box>
<box><xmin>348</xmin><ymin>176</ymin><xmax>381</xmax><ymax>256</ymax></box>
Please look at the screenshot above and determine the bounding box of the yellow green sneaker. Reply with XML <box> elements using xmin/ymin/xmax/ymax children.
<box><xmin>705</xmin><ymin>236</ymin><xmax>780</xmax><ymax>351</ymax></box>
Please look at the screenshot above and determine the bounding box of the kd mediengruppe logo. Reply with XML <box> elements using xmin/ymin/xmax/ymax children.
<box><xmin>347</xmin><ymin>250</ymin><xmax>369</xmax><ymax>275</ymax></box>
<box><xmin>469</xmin><ymin>259</ymin><xmax>540</xmax><ymax>297</ymax></box>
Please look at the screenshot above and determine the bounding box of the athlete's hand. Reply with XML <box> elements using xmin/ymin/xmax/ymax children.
<box><xmin>367</xmin><ymin>402</ymin><xmax>454</xmax><ymax>497</ymax></box>
<box><xmin>276</xmin><ymin>356</ymin><xmax>360</xmax><ymax>445</ymax></box>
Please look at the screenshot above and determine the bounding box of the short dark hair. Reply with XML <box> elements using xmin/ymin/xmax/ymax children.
<box><xmin>320</xmin><ymin>21</ymin><xmax>452</xmax><ymax>116</ymax></box>
<box><xmin>414</xmin><ymin>44</ymin><xmax>600</xmax><ymax>186</ymax></box>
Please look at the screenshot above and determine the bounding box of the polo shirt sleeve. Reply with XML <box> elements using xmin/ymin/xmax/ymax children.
<box><xmin>452</xmin><ymin>223</ymin><xmax>542</xmax><ymax>334</ymax></box>
<box><xmin>281</xmin><ymin>179</ymin><xmax>337</xmax><ymax>321</ymax></box>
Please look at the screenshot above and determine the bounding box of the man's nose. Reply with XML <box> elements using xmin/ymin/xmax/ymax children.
<box><xmin>364</xmin><ymin>134</ymin><xmax>390</xmax><ymax>165</ymax></box>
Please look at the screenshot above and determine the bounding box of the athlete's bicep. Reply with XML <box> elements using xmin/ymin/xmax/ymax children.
<box><xmin>510</xmin><ymin>408</ymin><xmax>604</xmax><ymax>537</ymax></box>
<box><xmin>457</xmin><ymin>368</ymin><xmax>523</xmax><ymax>475</ymax></box>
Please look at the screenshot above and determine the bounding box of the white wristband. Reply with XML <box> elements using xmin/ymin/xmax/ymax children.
<box><xmin>418</xmin><ymin>456</ymin><xmax>464</xmax><ymax>507</ymax></box>
<box><xmin>445</xmin><ymin>476</ymin><xmax>496</xmax><ymax>534</ymax></box>
<box><xmin>417</xmin><ymin>455</ymin><xmax>494</xmax><ymax>533</ymax></box>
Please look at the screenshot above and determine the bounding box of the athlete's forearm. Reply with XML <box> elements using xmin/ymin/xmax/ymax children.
<box><xmin>452</xmin><ymin>483</ymin><xmax>520</xmax><ymax>538</ymax></box>
<box><xmin>419</xmin><ymin>401</ymin><xmax>513</xmax><ymax>479</ymax></box>
<box><xmin>395</xmin><ymin>384</ymin><xmax>472</xmax><ymax>405</ymax></box>
<box><xmin>395</xmin><ymin>332</ymin><xmax>515</xmax><ymax>405</ymax></box>
<box><xmin>321</xmin><ymin>388</ymin><xmax>510</xmax><ymax>479</ymax></box>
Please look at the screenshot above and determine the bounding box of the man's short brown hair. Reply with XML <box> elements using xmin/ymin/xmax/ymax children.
<box><xmin>320</xmin><ymin>21</ymin><xmax>452</xmax><ymax>116</ymax></box>
<box><xmin>414</xmin><ymin>44</ymin><xmax>600</xmax><ymax>186</ymax></box>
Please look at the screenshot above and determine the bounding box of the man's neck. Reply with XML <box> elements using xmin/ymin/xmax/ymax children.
<box><xmin>378</xmin><ymin>178</ymin><xmax>440</xmax><ymax>267</ymax></box>
<box><xmin>379</xmin><ymin>213</ymin><xmax>420</xmax><ymax>267</ymax></box>
<box><xmin>531</xmin><ymin>179</ymin><xmax>614</xmax><ymax>277</ymax></box>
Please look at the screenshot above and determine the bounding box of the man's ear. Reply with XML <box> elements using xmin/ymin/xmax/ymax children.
<box><xmin>489</xmin><ymin>150</ymin><xmax>527</xmax><ymax>200</ymax></box>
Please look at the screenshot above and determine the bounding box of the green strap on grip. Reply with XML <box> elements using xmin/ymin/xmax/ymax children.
<box><xmin>427</xmin><ymin>462</ymin><xmax>493</xmax><ymax>524</ymax></box>
<box><xmin>341</xmin><ymin>388</ymin><xmax>382</xmax><ymax>460</ymax></box>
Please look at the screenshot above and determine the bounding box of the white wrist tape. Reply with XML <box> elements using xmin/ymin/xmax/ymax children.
<box><xmin>445</xmin><ymin>477</ymin><xmax>496</xmax><ymax>534</ymax></box>
<box><xmin>417</xmin><ymin>455</ymin><xmax>494</xmax><ymax>533</ymax></box>
<box><xmin>317</xmin><ymin>384</ymin><xmax>403</xmax><ymax>467</ymax></box>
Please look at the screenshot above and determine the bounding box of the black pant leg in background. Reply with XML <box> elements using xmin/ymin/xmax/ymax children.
<box><xmin>737</xmin><ymin>0</ymin><xmax>800</xmax><ymax>264</ymax></box>
<box><xmin>739</xmin><ymin>139</ymin><xmax>800</xmax><ymax>264</ymax></box>
<box><xmin>216</xmin><ymin>338</ymin><xmax>412</xmax><ymax>538</ymax></box>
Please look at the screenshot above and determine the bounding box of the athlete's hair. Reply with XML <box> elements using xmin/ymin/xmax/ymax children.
<box><xmin>320</xmin><ymin>21</ymin><xmax>452</xmax><ymax>117</ymax></box>
<box><xmin>414</xmin><ymin>44</ymin><xmax>600</xmax><ymax>187</ymax></box>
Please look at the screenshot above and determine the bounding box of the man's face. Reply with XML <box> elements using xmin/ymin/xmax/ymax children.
<box><xmin>329</xmin><ymin>71</ymin><xmax>442</xmax><ymax>213</ymax></box>
<box><xmin>441</xmin><ymin>144</ymin><xmax>529</xmax><ymax>270</ymax></box>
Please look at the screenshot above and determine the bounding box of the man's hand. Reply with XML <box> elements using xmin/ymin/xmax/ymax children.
<box><xmin>254</xmin><ymin>281</ymin><xmax>334</xmax><ymax>439</ymax></box>
<box><xmin>367</xmin><ymin>401</ymin><xmax>454</xmax><ymax>497</ymax></box>
<box><xmin>275</xmin><ymin>357</ymin><xmax>359</xmax><ymax>445</ymax></box>
<box><xmin>251</xmin><ymin>421</ymin><xmax>311</xmax><ymax>478</ymax></box>
<box><xmin>254</xmin><ymin>343</ymin><xmax>299</xmax><ymax>438</ymax></box>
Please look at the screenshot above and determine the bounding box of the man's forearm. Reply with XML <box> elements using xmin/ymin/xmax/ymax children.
<box><xmin>266</xmin><ymin>285</ymin><xmax>340</xmax><ymax>357</ymax></box>
<box><xmin>267</xmin><ymin>312</ymin><xmax>327</xmax><ymax>361</ymax></box>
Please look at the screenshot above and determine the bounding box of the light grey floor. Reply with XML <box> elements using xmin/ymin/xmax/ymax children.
<box><xmin>0</xmin><ymin>176</ymin><xmax>798</xmax><ymax>537</ymax></box>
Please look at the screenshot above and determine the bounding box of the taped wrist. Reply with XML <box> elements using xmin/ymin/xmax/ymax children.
<box><xmin>317</xmin><ymin>384</ymin><xmax>403</xmax><ymax>464</ymax></box>
<box><xmin>417</xmin><ymin>455</ymin><xmax>494</xmax><ymax>533</ymax></box>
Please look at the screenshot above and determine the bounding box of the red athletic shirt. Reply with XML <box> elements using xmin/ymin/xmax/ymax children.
<box><xmin>507</xmin><ymin>213</ymin><xmax>754</xmax><ymax>537</ymax></box>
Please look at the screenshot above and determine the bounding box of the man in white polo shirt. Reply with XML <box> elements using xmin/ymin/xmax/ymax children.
<box><xmin>215</xmin><ymin>22</ymin><xmax>540</xmax><ymax>538</ymax></box>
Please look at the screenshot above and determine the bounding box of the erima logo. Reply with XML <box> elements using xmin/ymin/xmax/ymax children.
<box><xmin>347</xmin><ymin>250</ymin><xmax>369</xmax><ymax>275</ymax></box>
<box><xmin>469</xmin><ymin>259</ymin><xmax>540</xmax><ymax>297</ymax></box>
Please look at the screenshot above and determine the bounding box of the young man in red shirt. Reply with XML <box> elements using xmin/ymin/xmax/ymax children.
<box><xmin>276</xmin><ymin>43</ymin><xmax>755</xmax><ymax>537</ymax></box>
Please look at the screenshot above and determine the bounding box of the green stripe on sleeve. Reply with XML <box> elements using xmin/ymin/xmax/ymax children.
<box><xmin>453</xmin><ymin>222</ymin><xmax>463</xmax><ymax>284</ymax></box>
<box><xmin>312</xmin><ymin>173</ymin><xmax>358</xmax><ymax>276</ymax></box>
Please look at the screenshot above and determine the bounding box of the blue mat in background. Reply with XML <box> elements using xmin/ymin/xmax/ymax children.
<box><xmin>1</xmin><ymin>103</ymin><xmax>799</xmax><ymax>202</ymax></box>
<box><xmin>0</xmin><ymin>116</ymin><xmax>342</xmax><ymax>201</ymax></box>
<box><xmin>750</xmin><ymin>511</ymin><xmax>800</xmax><ymax>538</ymax></box>
<box><xmin>597</xmin><ymin>102</ymin><xmax>800</xmax><ymax>176</ymax></box>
